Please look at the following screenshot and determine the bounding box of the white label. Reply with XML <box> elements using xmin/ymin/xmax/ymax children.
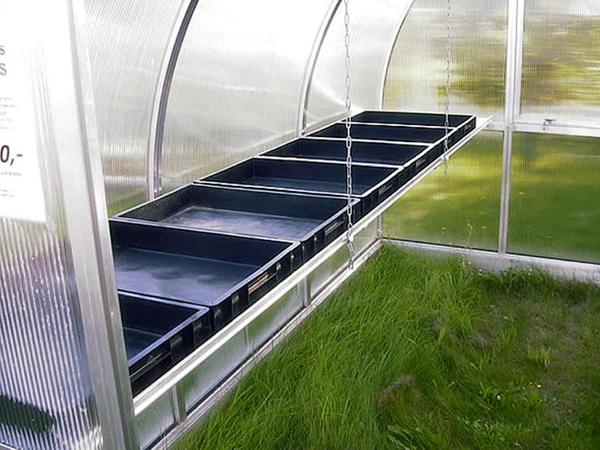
<box><xmin>0</xmin><ymin>7</ymin><xmax>47</xmax><ymax>223</ymax></box>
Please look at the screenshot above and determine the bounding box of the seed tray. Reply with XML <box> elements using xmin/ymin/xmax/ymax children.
<box><xmin>114</xmin><ymin>184</ymin><xmax>359</xmax><ymax>263</ymax></box>
<box><xmin>262</xmin><ymin>138</ymin><xmax>439</xmax><ymax>179</ymax></box>
<box><xmin>351</xmin><ymin>110</ymin><xmax>475</xmax><ymax>128</ymax></box>
<box><xmin>198</xmin><ymin>157</ymin><xmax>405</xmax><ymax>216</ymax></box>
<box><xmin>349</xmin><ymin>111</ymin><xmax>476</xmax><ymax>143</ymax></box>
<box><xmin>121</xmin><ymin>293</ymin><xmax>211</xmax><ymax>395</ymax></box>
<box><xmin>111</xmin><ymin>221</ymin><xmax>301</xmax><ymax>331</ymax></box>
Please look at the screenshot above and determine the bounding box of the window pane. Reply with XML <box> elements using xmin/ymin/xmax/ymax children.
<box><xmin>521</xmin><ymin>0</ymin><xmax>600</xmax><ymax>122</ymax></box>
<box><xmin>509</xmin><ymin>133</ymin><xmax>600</xmax><ymax>263</ymax></box>
<box><xmin>384</xmin><ymin>131</ymin><xmax>503</xmax><ymax>251</ymax></box>
<box><xmin>384</xmin><ymin>0</ymin><xmax>507</xmax><ymax>120</ymax></box>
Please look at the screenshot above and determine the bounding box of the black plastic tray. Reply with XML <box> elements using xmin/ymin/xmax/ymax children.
<box><xmin>352</xmin><ymin>110</ymin><xmax>475</xmax><ymax>128</ymax></box>
<box><xmin>114</xmin><ymin>184</ymin><xmax>359</xmax><ymax>263</ymax></box>
<box><xmin>263</xmin><ymin>138</ymin><xmax>438</xmax><ymax>179</ymax></box>
<box><xmin>310</xmin><ymin>122</ymin><xmax>446</xmax><ymax>143</ymax></box>
<box><xmin>349</xmin><ymin>111</ymin><xmax>477</xmax><ymax>143</ymax></box>
<box><xmin>199</xmin><ymin>158</ymin><xmax>405</xmax><ymax>216</ymax></box>
<box><xmin>111</xmin><ymin>221</ymin><xmax>302</xmax><ymax>330</ymax></box>
<box><xmin>121</xmin><ymin>293</ymin><xmax>211</xmax><ymax>395</ymax></box>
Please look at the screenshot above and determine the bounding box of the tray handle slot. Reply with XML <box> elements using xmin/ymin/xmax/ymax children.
<box><xmin>248</xmin><ymin>266</ymin><xmax>279</xmax><ymax>303</ymax></box>
<box><xmin>323</xmin><ymin>216</ymin><xmax>346</xmax><ymax>246</ymax></box>
<box><xmin>377</xmin><ymin>182</ymin><xmax>393</xmax><ymax>199</ymax></box>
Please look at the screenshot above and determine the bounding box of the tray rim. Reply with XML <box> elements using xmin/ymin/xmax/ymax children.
<box><xmin>301</xmin><ymin>117</ymin><xmax>474</xmax><ymax>168</ymax></box>
<box><xmin>113</xmin><ymin>220</ymin><xmax>302</xmax><ymax>312</ymax></box>
<box><xmin>306</xmin><ymin>109</ymin><xmax>475</xmax><ymax>139</ymax></box>
<box><xmin>195</xmin><ymin>157</ymin><xmax>404</xmax><ymax>201</ymax></box>
<box><xmin>310</xmin><ymin>121</ymin><xmax>451</xmax><ymax>142</ymax></box>
<box><xmin>112</xmin><ymin>183</ymin><xmax>359</xmax><ymax>246</ymax></box>
<box><xmin>260</xmin><ymin>137</ymin><xmax>435</xmax><ymax>172</ymax></box>
<box><xmin>351</xmin><ymin>109</ymin><xmax>474</xmax><ymax>124</ymax></box>
<box><xmin>121</xmin><ymin>292</ymin><xmax>209</xmax><ymax>369</ymax></box>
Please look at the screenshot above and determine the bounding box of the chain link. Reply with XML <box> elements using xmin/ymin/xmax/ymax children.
<box><xmin>443</xmin><ymin>0</ymin><xmax>452</xmax><ymax>174</ymax></box>
<box><xmin>343</xmin><ymin>0</ymin><xmax>354</xmax><ymax>269</ymax></box>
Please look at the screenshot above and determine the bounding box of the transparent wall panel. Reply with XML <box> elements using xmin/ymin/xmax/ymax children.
<box><xmin>0</xmin><ymin>221</ymin><xmax>101</xmax><ymax>449</ymax></box>
<box><xmin>384</xmin><ymin>131</ymin><xmax>503</xmax><ymax>251</ymax></box>
<box><xmin>85</xmin><ymin>0</ymin><xmax>184</xmax><ymax>214</ymax></box>
<box><xmin>508</xmin><ymin>133</ymin><xmax>600</xmax><ymax>264</ymax></box>
<box><xmin>521</xmin><ymin>0</ymin><xmax>600</xmax><ymax>123</ymax></box>
<box><xmin>0</xmin><ymin>4</ymin><xmax>102</xmax><ymax>448</ymax></box>
<box><xmin>384</xmin><ymin>0</ymin><xmax>507</xmax><ymax>120</ymax></box>
<box><xmin>307</xmin><ymin>0</ymin><xmax>413</xmax><ymax>130</ymax></box>
<box><xmin>161</xmin><ymin>0</ymin><xmax>333</xmax><ymax>193</ymax></box>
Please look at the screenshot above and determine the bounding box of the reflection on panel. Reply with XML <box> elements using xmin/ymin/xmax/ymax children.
<box><xmin>521</xmin><ymin>0</ymin><xmax>600</xmax><ymax>123</ymax></box>
<box><xmin>384</xmin><ymin>131</ymin><xmax>503</xmax><ymax>251</ymax></box>
<box><xmin>307</xmin><ymin>0</ymin><xmax>413</xmax><ymax>130</ymax></box>
<box><xmin>384</xmin><ymin>0</ymin><xmax>507</xmax><ymax>120</ymax></box>
<box><xmin>85</xmin><ymin>0</ymin><xmax>184</xmax><ymax>214</ymax></box>
<box><xmin>161</xmin><ymin>0</ymin><xmax>333</xmax><ymax>193</ymax></box>
<box><xmin>509</xmin><ymin>133</ymin><xmax>600</xmax><ymax>264</ymax></box>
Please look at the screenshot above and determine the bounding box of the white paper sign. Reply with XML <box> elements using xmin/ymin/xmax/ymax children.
<box><xmin>0</xmin><ymin>6</ymin><xmax>47</xmax><ymax>222</ymax></box>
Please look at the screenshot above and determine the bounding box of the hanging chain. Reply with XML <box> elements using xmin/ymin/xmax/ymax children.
<box><xmin>443</xmin><ymin>0</ymin><xmax>452</xmax><ymax>174</ymax></box>
<box><xmin>343</xmin><ymin>0</ymin><xmax>354</xmax><ymax>269</ymax></box>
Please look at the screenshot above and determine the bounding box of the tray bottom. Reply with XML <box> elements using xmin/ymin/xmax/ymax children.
<box><xmin>124</xmin><ymin>327</ymin><xmax>161</xmax><ymax>359</ymax></box>
<box><xmin>164</xmin><ymin>206</ymin><xmax>322</xmax><ymax>241</ymax></box>
<box><xmin>115</xmin><ymin>248</ymin><xmax>258</xmax><ymax>306</ymax></box>
<box><xmin>241</xmin><ymin>176</ymin><xmax>370</xmax><ymax>195</ymax></box>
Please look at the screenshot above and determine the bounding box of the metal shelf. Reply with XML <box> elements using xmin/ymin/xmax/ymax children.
<box><xmin>132</xmin><ymin>116</ymin><xmax>491</xmax><ymax>449</ymax></box>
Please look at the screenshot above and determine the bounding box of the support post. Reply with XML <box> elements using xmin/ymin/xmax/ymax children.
<box><xmin>498</xmin><ymin>0</ymin><xmax>525</xmax><ymax>254</ymax></box>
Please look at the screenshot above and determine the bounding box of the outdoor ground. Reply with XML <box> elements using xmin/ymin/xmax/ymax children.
<box><xmin>176</xmin><ymin>245</ymin><xmax>600</xmax><ymax>450</ymax></box>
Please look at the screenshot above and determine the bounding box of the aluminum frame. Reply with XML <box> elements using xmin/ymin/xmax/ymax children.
<box><xmin>298</xmin><ymin>0</ymin><xmax>342</xmax><ymax>136</ymax></box>
<box><xmin>63</xmin><ymin>1</ymin><xmax>139</xmax><ymax>447</ymax></box>
<box><xmin>147</xmin><ymin>0</ymin><xmax>199</xmax><ymax>200</ymax></box>
<box><xmin>498</xmin><ymin>0</ymin><xmax>525</xmax><ymax>254</ymax></box>
<box><xmin>388</xmin><ymin>240</ymin><xmax>600</xmax><ymax>286</ymax></box>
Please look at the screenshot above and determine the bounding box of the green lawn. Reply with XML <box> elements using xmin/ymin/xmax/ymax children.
<box><xmin>383</xmin><ymin>132</ymin><xmax>503</xmax><ymax>251</ymax></box>
<box><xmin>383</xmin><ymin>132</ymin><xmax>600</xmax><ymax>264</ymax></box>
<box><xmin>177</xmin><ymin>246</ymin><xmax>600</xmax><ymax>450</ymax></box>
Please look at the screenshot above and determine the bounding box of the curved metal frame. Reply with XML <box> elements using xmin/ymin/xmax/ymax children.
<box><xmin>147</xmin><ymin>0</ymin><xmax>199</xmax><ymax>199</ymax></box>
<box><xmin>297</xmin><ymin>0</ymin><xmax>342</xmax><ymax>136</ymax></box>
<box><xmin>378</xmin><ymin>0</ymin><xmax>415</xmax><ymax>109</ymax></box>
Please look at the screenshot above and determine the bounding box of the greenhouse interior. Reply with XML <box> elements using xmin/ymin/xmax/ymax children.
<box><xmin>1</xmin><ymin>0</ymin><xmax>599</xmax><ymax>449</ymax></box>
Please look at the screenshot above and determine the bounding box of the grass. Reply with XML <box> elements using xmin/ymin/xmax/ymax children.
<box><xmin>383</xmin><ymin>132</ymin><xmax>503</xmax><ymax>251</ymax></box>
<box><xmin>176</xmin><ymin>246</ymin><xmax>600</xmax><ymax>450</ymax></box>
<box><xmin>383</xmin><ymin>132</ymin><xmax>600</xmax><ymax>264</ymax></box>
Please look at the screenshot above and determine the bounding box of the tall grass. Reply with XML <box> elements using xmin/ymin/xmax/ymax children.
<box><xmin>177</xmin><ymin>246</ymin><xmax>600</xmax><ymax>449</ymax></box>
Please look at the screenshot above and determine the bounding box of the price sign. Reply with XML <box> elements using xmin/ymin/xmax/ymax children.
<box><xmin>0</xmin><ymin>3</ymin><xmax>47</xmax><ymax>223</ymax></box>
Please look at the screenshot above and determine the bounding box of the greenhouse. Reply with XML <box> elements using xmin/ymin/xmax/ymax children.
<box><xmin>0</xmin><ymin>0</ymin><xmax>599</xmax><ymax>449</ymax></box>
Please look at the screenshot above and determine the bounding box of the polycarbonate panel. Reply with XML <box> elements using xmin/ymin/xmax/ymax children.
<box><xmin>0</xmin><ymin>221</ymin><xmax>101</xmax><ymax>449</ymax></box>
<box><xmin>384</xmin><ymin>0</ymin><xmax>507</xmax><ymax>120</ymax></box>
<box><xmin>0</xmin><ymin>5</ymin><xmax>101</xmax><ymax>447</ymax></box>
<box><xmin>508</xmin><ymin>133</ymin><xmax>600</xmax><ymax>264</ymax></box>
<box><xmin>161</xmin><ymin>0</ymin><xmax>334</xmax><ymax>193</ymax></box>
<box><xmin>384</xmin><ymin>131</ymin><xmax>503</xmax><ymax>251</ymax></box>
<box><xmin>307</xmin><ymin>0</ymin><xmax>413</xmax><ymax>130</ymax></box>
<box><xmin>521</xmin><ymin>0</ymin><xmax>600</xmax><ymax>123</ymax></box>
<box><xmin>85</xmin><ymin>0</ymin><xmax>185</xmax><ymax>214</ymax></box>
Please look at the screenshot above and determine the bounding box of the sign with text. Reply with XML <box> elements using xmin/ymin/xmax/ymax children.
<box><xmin>0</xmin><ymin>3</ymin><xmax>47</xmax><ymax>222</ymax></box>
